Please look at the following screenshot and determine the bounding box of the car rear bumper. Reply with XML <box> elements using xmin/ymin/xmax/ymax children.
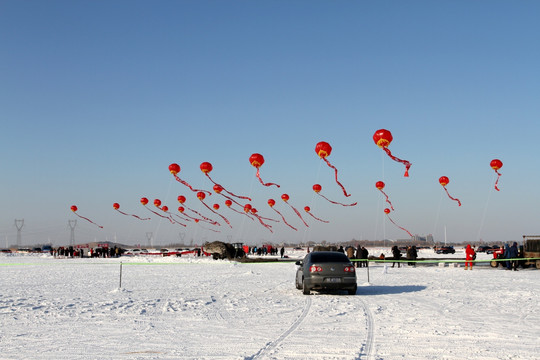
<box><xmin>306</xmin><ymin>276</ymin><xmax>357</xmax><ymax>291</ymax></box>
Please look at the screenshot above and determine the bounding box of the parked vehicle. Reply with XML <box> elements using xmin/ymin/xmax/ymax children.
<box><xmin>435</xmin><ymin>246</ymin><xmax>455</xmax><ymax>254</ymax></box>
<box><xmin>295</xmin><ymin>251</ymin><xmax>357</xmax><ymax>295</ymax></box>
<box><xmin>477</xmin><ymin>245</ymin><xmax>492</xmax><ymax>252</ymax></box>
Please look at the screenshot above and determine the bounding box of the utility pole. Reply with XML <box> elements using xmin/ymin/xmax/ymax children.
<box><xmin>68</xmin><ymin>220</ymin><xmax>77</xmax><ymax>246</ymax></box>
<box><xmin>146</xmin><ymin>232</ymin><xmax>153</xmax><ymax>248</ymax></box>
<box><xmin>14</xmin><ymin>219</ymin><xmax>24</xmax><ymax>249</ymax></box>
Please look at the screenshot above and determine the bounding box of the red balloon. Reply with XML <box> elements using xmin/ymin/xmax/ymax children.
<box><xmin>249</xmin><ymin>153</ymin><xmax>264</xmax><ymax>168</ymax></box>
<box><xmin>281</xmin><ymin>194</ymin><xmax>290</xmax><ymax>202</ymax></box>
<box><xmin>178</xmin><ymin>206</ymin><xmax>185</xmax><ymax>213</ymax></box>
<box><xmin>197</xmin><ymin>191</ymin><xmax>206</xmax><ymax>200</ymax></box>
<box><xmin>312</xmin><ymin>184</ymin><xmax>322</xmax><ymax>193</ymax></box>
<box><xmin>250</xmin><ymin>208</ymin><xmax>257</xmax><ymax>214</ymax></box>
<box><xmin>244</xmin><ymin>204</ymin><xmax>252</xmax><ymax>213</ymax></box>
<box><xmin>70</xmin><ymin>205</ymin><xmax>78</xmax><ymax>212</ymax></box>
<box><xmin>200</xmin><ymin>162</ymin><xmax>213</xmax><ymax>174</ymax></box>
<box><xmin>162</xmin><ymin>205</ymin><xmax>169</xmax><ymax>212</ymax></box>
<box><xmin>154</xmin><ymin>199</ymin><xmax>162</xmax><ymax>207</ymax></box>
<box><xmin>375</xmin><ymin>181</ymin><xmax>385</xmax><ymax>190</ymax></box>
<box><xmin>315</xmin><ymin>141</ymin><xmax>332</xmax><ymax>158</ymax></box>
<box><xmin>169</xmin><ymin>163</ymin><xmax>180</xmax><ymax>175</ymax></box>
<box><xmin>384</xmin><ymin>208</ymin><xmax>391</xmax><ymax>214</ymax></box>
<box><xmin>373</xmin><ymin>129</ymin><xmax>393</xmax><ymax>148</ymax></box>
<box><xmin>177</xmin><ymin>195</ymin><xmax>186</xmax><ymax>204</ymax></box>
<box><xmin>225</xmin><ymin>200</ymin><xmax>232</xmax><ymax>207</ymax></box>
<box><xmin>490</xmin><ymin>159</ymin><xmax>503</xmax><ymax>170</ymax></box>
<box><xmin>213</xmin><ymin>184</ymin><xmax>223</xmax><ymax>193</ymax></box>
<box><xmin>439</xmin><ymin>176</ymin><xmax>449</xmax><ymax>187</ymax></box>
<box><xmin>113</xmin><ymin>203</ymin><xmax>120</xmax><ymax>210</ymax></box>
<box><xmin>268</xmin><ymin>199</ymin><xmax>276</xmax><ymax>207</ymax></box>
<box><xmin>304</xmin><ymin>206</ymin><xmax>310</xmax><ymax>212</ymax></box>
<box><xmin>213</xmin><ymin>203</ymin><xmax>220</xmax><ymax>210</ymax></box>
<box><xmin>140</xmin><ymin>197</ymin><xmax>149</xmax><ymax>206</ymax></box>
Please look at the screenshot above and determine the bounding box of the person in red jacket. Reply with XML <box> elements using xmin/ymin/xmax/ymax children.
<box><xmin>465</xmin><ymin>244</ymin><xmax>476</xmax><ymax>270</ymax></box>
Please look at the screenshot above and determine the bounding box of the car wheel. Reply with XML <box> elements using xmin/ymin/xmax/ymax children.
<box><xmin>295</xmin><ymin>276</ymin><xmax>302</xmax><ymax>290</ymax></box>
<box><xmin>490</xmin><ymin>260</ymin><xmax>499</xmax><ymax>268</ymax></box>
<box><xmin>536</xmin><ymin>260</ymin><xmax>540</xmax><ymax>269</ymax></box>
<box><xmin>347</xmin><ymin>285</ymin><xmax>357</xmax><ymax>296</ymax></box>
<box><xmin>302</xmin><ymin>280</ymin><xmax>310</xmax><ymax>295</ymax></box>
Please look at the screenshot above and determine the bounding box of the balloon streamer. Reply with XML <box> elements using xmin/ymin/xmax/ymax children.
<box><xmin>281</xmin><ymin>194</ymin><xmax>309</xmax><ymax>227</ymax></box>
<box><xmin>169</xmin><ymin>163</ymin><xmax>211</xmax><ymax>196</ymax></box>
<box><xmin>160</xmin><ymin>206</ymin><xmax>187</xmax><ymax>227</ymax></box>
<box><xmin>249</xmin><ymin>153</ymin><xmax>280</xmax><ymax>187</ymax></box>
<box><xmin>439</xmin><ymin>176</ymin><xmax>462</xmax><ymax>206</ymax></box>
<box><xmin>224</xmin><ymin>200</ymin><xmax>255</xmax><ymax>221</ymax></box>
<box><xmin>375</xmin><ymin>181</ymin><xmax>394</xmax><ymax>211</ymax></box>
<box><xmin>373</xmin><ymin>129</ymin><xmax>412</xmax><ymax>177</ymax></box>
<box><xmin>312</xmin><ymin>184</ymin><xmax>357</xmax><ymax>207</ymax></box>
<box><xmin>384</xmin><ymin>208</ymin><xmax>413</xmax><ymax>237</ymax></box>
<box><xmin>268</xmin><ymin>199</ymin><xmax>297</xmax><ymax>231</ymax></box>
<box><xmin>113</xmin><ymin>203</ymin><xmax>151</xmax><ymax>220</ymax></box>
<box><xmin>70</xmin><ymin>206</ymin><xmax>103</xmax><ymax>228</ymax></box>
<box><xmin>315</xmin><ymin>141</ymin><xmax>351</xmax><ymax>197</ymax></box>
<box><xmin>194</xmin><ymin>219</ymin><xmax>220</xmax><ymax>233</ymax></box>
<box><xmin>490</xmin><ymin>159</ymin><xmax>503</xmax><ymax>191</ymax></box>
<box><xmin>304</xmin><ymin>206</ymin><xmax>329</xmax><ymax>223</ymax></box>
<box><xmin>177</xmin><ymin>195</ymin><xmax>220</xmax><ymax>226</ymax></box>
<box><xmin>197</xmin><ymin>192</ymin><xmax>232</xmax><ymax>228</ymax></box>
<box><xmin>200</xmin><ymin>162</ymin><xmax>252</xmax><ymax>200</ymax></box>
<box><xmin>244</xmin><ymin>204</ymin><xmax>273</xmax><ymax>233</ymax></box>
<box><xmin>213</xmin><ymin>184</ymin><xmax>245</xmax><ymax>207</ymax></box>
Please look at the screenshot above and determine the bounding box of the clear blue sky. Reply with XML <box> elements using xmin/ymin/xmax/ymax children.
<box><xmin>1</xmin><ymin>0</ymin><xmax>539</xmax><ymax>247</ymax></box>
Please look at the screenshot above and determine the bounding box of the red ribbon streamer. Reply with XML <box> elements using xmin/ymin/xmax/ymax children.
<box><xmin>115</xmin><ymin>209</ymin><xmax>151</xmax><ymax>221</ymax></box>
<box><xmin>316</xmin><ymin>193</ymin><xmax>357</xmax><ymax>207</ymax></box>
<box><xmin>205</xmin><ymin>174</ymin><xmax>252</xmax><ymax>201</ymax></box>
<box><xmin>306</xmin><ymin>211</ymin><xmax>329</xmax><ymax>223</ymax></box>
<box><xmin>494</xmin><ymin>170</ymin><xmax>502</xmax><ymax>191</ymax></box>
<box><xmin>378</xmin><ymin>190</ymin><xmax>394</xmax><ymax>211</ymax></box>
<box><xmin>285</xmin><ymin>203</ymin><xmax>309</xmax><ymax>227</ymax></box>
<box><xmin>382</xmin><ymin>147</ymin><xmax>411</xmax><ymax>177</ymax></box>
<box><xmin>322</xmin><ymin>157</ymin><xmax>351</xmax><ymax>197</ymax></box>
<box><xmin>443</xmin><ymin>187</ymin><xmax>462</xmax><ymax>206</ymax></box>
<box><xmin>173</xmin><ymin>174</ymin><xmax>211</xmax><ymax>196</ymax></box>
<box><xmin>255</xmin><ymin>168</ymin><xmax>280</xmax><ymax>188</ymax></box>
<box><xmin>73</xmin><ymin>212</ymin><xmax>103</xmax><ymax>228</ymax></box>
<box><xmin>186</xmin><ymin>207</ymin><xmax>220</xmax><ymax>226</ymax></box>
<box><xmin>386</xmin><ymin>215</ymin><xmax>413</xmax><ymax>237</ymax></box>
<box><xmin>271</xmin><ymin>208</ymin><xmax>297</xmax><ymax>231</ymax></box>
<box><xmin>200</xmin><ymin>201</ymin><xmax>232</xmax><ymax>228</ymax></box>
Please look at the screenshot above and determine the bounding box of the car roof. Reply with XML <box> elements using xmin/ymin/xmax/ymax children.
<box><xmin>306</xmin><ymin>251</ymin><xmax>350</xmax><ymax>263</ymax></box>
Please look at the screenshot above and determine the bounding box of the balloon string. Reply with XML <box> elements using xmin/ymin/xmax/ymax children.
<box><xmin>144</xmin><ymin>206</ymin><xmax>170</xmax><ymax>220</ymax></box>
<box><xmin>379</xmin><ymin>190</ymin><xmax>394</xmax><ymax>211</ymax></box>
<box><xmin>317</xmin><ymin>193</ymin><xmax>357</xmax><ymax>207</ymax></box>
<box><xmin>73</xmin><ymin>212</ymin><xmax>103</xmax><ymax>228</ymax></box>
<box><xmin>256</xmin><ymin>215</ymin><xmax>279</xmax><ymax>223</ymax></box>
<box><xmin>186</xmin><ymin>207</ymin><xmax>220</xmax><ymax>226</ymax></box>
<box><xmin>494</xmin><ymin>170</ymin><xmax>502</xmax><ymax>191</ymax></box>
<box><xmin>386</xmin><ymin>215</ymin><xmax>413</xmax><ymax>237</ymax></box>
<box><xmin>173</xmin><ymin>174</ymin><xmax>211</xmax><ymax>196</ymax></box>
<box><xmin>115</xmin><ymin>209</ymin><xmax>151</xmax><ymax>221</ymax></box>
<box><xmin>198</xmin><ymin>224</ymin><xmax>220</xmax><ymax>233</ymax></box>
<box><xmin>228</xmin><ymin>206</ymin><xmax>255</xmax><ymax>221</ymax></box>
<box><xmin>286</xmin><ymin>203</ymin><xmax>309</xmax><ymax>227</ymax></box>
<box><xmin>383</xmin><ymin>147</ymin><xmax>411</xmax><ymax>177</ymax></box>
<box><xmin>252</xmin><ymin>213</ymin><xmax>274</xmax><ymax>233</ymax></box>
<box><xmin>179</xmin><ymin>211</ymin><xmax>202</xmax><ymax>222</ymax></box>
<box><xmin>443</xmin><ymin>187</ymin><xmax>462</xmax><ymax>206</ymax></box>
<box><xmin>164</xmin><ymin>212</ymin><xmax>187</xmax><ymax>227</ymax></box>
<box><xmin>219</xmin><ymin>192</ymin><xmax>244</xmax><ymax>207</ymax></box>
<box><xmin>322</xmin><ymin>158</ymin><xmax>351</xmax><ymax>197</ymax></box>
<box><xmin>271</xmin><ymin>208</ymin><xmax>297</xmax><ymax>231</ymax></box>
<box><xmin>200</xmin><ymin>201</ymin><xmax>232</xmax><ymax>228</ymax></box>
<box><xmin>256</xmin><ymin>168</ymin><xmax>280</xmax><ymax>188</ymax></box>
<box><xmin>306</xmin><ymin>211</ymin><xmax>329</xmax><ymax>223</ymax></box>
<box><xmin>206</xmin><ymin>174</ymin><xmax>252</xmax><ymax>201</ymax></box>
<box><xmin>170</xmin><ymin>213</ymin><xmax>191</xmax><ymax>223</ymax></box>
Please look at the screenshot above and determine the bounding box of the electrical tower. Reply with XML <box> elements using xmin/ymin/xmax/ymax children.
<box><xmin>68</xmin><ymin>220</ymin><xmax>77</xmax><ymax>246</ymax></box>
<box><xmin>14</xmin><ymin>219</ymin><xmax>24</xmax><ymax>249</ymax></box>
<box><xmin>146</xmin><ymin>232</ymin><xmax>153</xmax><ymax>248</ymax></box>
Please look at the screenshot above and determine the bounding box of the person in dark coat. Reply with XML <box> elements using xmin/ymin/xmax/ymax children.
<box><xmin>361</xmin><ymin>247</ymin><xmax>369</xmax><ymax>267</ymax></box>
<box><xmin>508</xmin><ymin>242</ymin><xmax>519</xmax><ymax>271</ymax></box>
<box><xmin>280</xmin><ymin>246</ymin><xmax>285</xmax><ymax>258</ymax></box>
<box><xmin>392</xmin><ymin>246</ymin><xmax>401</xmax><ymax>268</ymax></box>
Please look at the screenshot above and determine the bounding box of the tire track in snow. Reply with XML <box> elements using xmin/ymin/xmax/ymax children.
<box><xmin>248</xmin><ymin>295</ymin><xmax>312</xmax><ymax>360</ymax></box>
<box><xmin>357</xmin><ymin>298</ymin><xmax>375</xmax><ymax>360</ymax></box>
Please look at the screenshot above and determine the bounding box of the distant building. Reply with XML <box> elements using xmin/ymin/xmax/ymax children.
<box><xmin>412</xmin><ymin>234</ymin><xmax>434</xmax><ymax>243</ymax></box>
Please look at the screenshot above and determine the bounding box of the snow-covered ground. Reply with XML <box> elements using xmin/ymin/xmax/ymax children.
<box><xmin>0</xmin><ymin>248</ymin><xmax>538</xmax><ymax>359</ymax></box>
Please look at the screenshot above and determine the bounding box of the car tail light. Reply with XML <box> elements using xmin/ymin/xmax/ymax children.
<box><xmin>309</xmin><ymin>265</ymin><xmax>322</xmax><ymax>273</ymax></box>
<box><xmin>344</xmin><ymin>266</ymin><xmax>355</xmax><ymax>273</ymax></box>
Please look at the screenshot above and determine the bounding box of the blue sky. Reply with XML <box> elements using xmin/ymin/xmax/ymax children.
<box><xmin>1</xmin><ymin>1</ymin><xmax>539</xmax><ymax>247</ymax></box>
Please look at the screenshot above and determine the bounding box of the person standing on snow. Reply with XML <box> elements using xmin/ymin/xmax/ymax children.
<box><xmin>465</xmin><ymin>244</ymin><xmax>476</xmax><ymax>270</ymax></box>
<box><xmin>508</xmin><ymin>242</ymin><xmax>519</xmax><ymax>271</ymax></box>
<box><xmin>391</xmin><ymin>246</ymin><xmax>401</xmax><ymax>268</ymax></box>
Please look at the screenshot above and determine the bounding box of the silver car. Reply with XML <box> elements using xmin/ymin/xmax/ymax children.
<box><xmin>295</xmin><ymin>251</ymin><xmax>357</xmax><ymax>295</ymax></box>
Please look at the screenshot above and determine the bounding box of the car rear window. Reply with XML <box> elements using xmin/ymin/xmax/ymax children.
<box><xmin>310</xmin><ymin>252</ymin><xmax>349</xmax><ymax>263</ymax></box>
